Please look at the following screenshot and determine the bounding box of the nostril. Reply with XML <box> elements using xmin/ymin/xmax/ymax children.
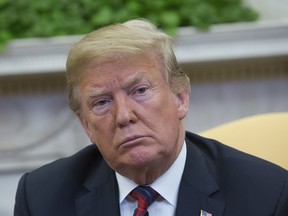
<box><xmin>115</xmin><ymin>108</ymin><xmax>137</xmax><ymax>128</ymax></box>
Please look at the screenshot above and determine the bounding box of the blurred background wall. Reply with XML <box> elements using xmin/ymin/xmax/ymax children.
<box><xmin>0</xmin><ymin>0</ymin><xmax>288</xmax><ymax>215</ymax></box>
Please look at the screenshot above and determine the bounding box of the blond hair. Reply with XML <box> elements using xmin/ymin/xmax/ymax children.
<box><xmin>66</xmin><ymin>19</ymin><xmax>190</xmax><ymax>113</ymax></box>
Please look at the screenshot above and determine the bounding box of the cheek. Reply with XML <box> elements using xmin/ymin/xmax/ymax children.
<box><xmin>93</xmin><ymin>131</ymin><xmax>117</xmax><ymax>162</ymax></box>
<box><xmin>87</xmin><ymin>115</ymin><xmax>114</xmax><ymax>142</ymax></box>
<box><xmin>153</xmin><ymin>95</ymin><xmax>181</xmax><ymax>137</ymax></box>
<box><xmin>157</xmin><ymin>95</ymin><xmax>179</xmax><ymax>120</ymax></box>
<box><xmin>142</xmin><ymin>96</ymin><xmax>180</xmax><ymax>133</ymax></box>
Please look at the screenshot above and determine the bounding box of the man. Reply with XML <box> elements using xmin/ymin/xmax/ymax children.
<box><xmin>14</xmin><ymin>19</ymin><xmax>288</xmax><ymax>216</ymax></box>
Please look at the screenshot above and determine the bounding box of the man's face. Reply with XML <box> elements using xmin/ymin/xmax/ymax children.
<box><xmin>77</xmin><ymin>54</ymin><xmax>189</xmax><ymax>182</ymax></box>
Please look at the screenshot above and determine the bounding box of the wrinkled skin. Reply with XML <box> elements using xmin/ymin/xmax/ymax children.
<box><xmin>77</xmin><ymin>54</ymin><xmax>189</xmax><ymax>184</ymax></box>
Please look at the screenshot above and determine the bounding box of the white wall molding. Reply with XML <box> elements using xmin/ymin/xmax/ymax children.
<box><xmin>1</xmin><ymin>20</ymin><xmax>288</xmax><ymax>76</ymax></box>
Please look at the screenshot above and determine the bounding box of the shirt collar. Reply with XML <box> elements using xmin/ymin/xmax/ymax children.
<box><xmin>116</xmin><ymin>141</ymin><xmax>187</xmax><ymax>207</ymax></box>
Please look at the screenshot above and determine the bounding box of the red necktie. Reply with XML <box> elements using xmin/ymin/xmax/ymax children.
<box><xmin>130</xmin><ymin>186</ymin><xmax>159</xmax><ymax>216</ymax></box>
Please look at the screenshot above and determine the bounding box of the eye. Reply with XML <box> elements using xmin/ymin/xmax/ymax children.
<box><xmin>91</xmin><ymin>98</ymin><xmax>111</xmax><ymax>115</ymax></box>
<box><xmin>94</xmin><ymin>99</ymin><xmax>110</xmax><ymax>107</ymax></box>
<box><xmin>135</xmin><ymin>87</ymin><xmax>148</xmax><ymax>95</ymax></box>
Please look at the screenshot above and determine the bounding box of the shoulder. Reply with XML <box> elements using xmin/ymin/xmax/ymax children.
<box><xmin>15</xmin><ymin>144</ymin><xmax>106</xmax><ymax>215</ymax></box>
<box><xmin>185</xmin><ymin>131</ymin><xmax>287</xmax><ymax>175</ymax></box>
<box><xmin>23</xmin><ymin>144</ymin><xmax>104</xmax><ymax>192</ymax></box>
<box><xmin>185</xmin><ymin>131</ymin><xmax>288</xmax><ymax>213</ymax></box>
<box><xmin>32</xmin><ymin>145</ymin><xmax>100</xmax><ymax>174</ymax></box>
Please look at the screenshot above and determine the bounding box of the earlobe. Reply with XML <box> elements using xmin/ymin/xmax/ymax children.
<box><xmin>77</xmin><ymin>111</ymin><xmax>94</xmax><ymax>143</ymax></box>
<box><xmin>176</xmin><ymin>90</ymin><xmax>189</xmax><ymax>120</ymax></box>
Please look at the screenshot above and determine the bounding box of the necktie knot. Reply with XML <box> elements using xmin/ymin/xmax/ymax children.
<box><xmin>130</xmin><ymin>186</ymin><xmax>159</xmax><ymax>216</ymax></box>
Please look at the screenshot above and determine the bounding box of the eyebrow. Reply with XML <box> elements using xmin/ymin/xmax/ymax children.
<box><xmin>86</xmin><ymin>72</ymin><xmax>151</xmax><ymax>99</ymax></box>
<box><xmin>122</xmin><ymin>74</ymin><xmax>146</xmax><ymax>89</ymax></box>
<box><xmin>87</xmin><ymin>88</ymin><xmax>109</xmax><ymax>99</ymax></box>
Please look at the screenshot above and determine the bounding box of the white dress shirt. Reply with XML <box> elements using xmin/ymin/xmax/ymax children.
<box><xmin>116</xmin><ymin>141</ymin><xmax>187</xmax><ymax>216</ymax></box>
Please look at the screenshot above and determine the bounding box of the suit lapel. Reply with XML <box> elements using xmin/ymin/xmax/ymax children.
<box><xmin>175</xmin><ymin>138</ymin><xmax>225</xmax><ymax>216</ymax></box>
<box><xmin>74</xmin><ymin>134</ymin><xmax>226</xmax><ymax>216</ymax></box>
<box><xmin>75</xmin><ymin>158</ymin><xmax>120</xmax><ymax>216</ymax></box>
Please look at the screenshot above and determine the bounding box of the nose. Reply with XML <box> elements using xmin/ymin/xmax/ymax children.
<box><xmin>114</xmin><ymin>93</ymin><xmax>137</xmax><ymax>128</ymax></box>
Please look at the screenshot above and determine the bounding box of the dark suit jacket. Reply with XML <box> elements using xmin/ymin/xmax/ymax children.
<box><xmin>14</xmin><ymin>132</ymin><xmax>288</xmax><ymax>216</ymax></box>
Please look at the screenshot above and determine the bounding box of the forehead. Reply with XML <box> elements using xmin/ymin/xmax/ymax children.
<box><xmin>81</xmin><ymin>52</ymin><xmax>166</xmax><ymax>90</ymax></box>
<box><xmin>87</xmin><ymin>52</ymin><xmax>164</xmax><ymax>77</ymax></box>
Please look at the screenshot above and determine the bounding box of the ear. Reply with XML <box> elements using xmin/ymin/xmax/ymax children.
<box><xmin>76</xmin><ymin>111</ymin><xmax>94</xmax><ymax>143</ymax></box>
<box><xmin>175</xmin><ymin>90</ymin><xmax>189</xmax><ymax>120</ymax></box>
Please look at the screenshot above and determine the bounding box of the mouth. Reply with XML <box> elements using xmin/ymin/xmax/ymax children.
<box><xmin>120</xmin><ymin>135</ymin><xmax>147</xmax><ymax>147</ymax></box>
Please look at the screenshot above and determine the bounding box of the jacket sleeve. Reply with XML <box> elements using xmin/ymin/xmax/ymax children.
<box><xmin>274</xmin><ymin>174</ymin><xmax>288</xmax><ymax>216</ymax></box>
<box><xmin>14</xmin><ymin>173</ymin><xmax>31</xmax><ymax>216</ymax></box>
